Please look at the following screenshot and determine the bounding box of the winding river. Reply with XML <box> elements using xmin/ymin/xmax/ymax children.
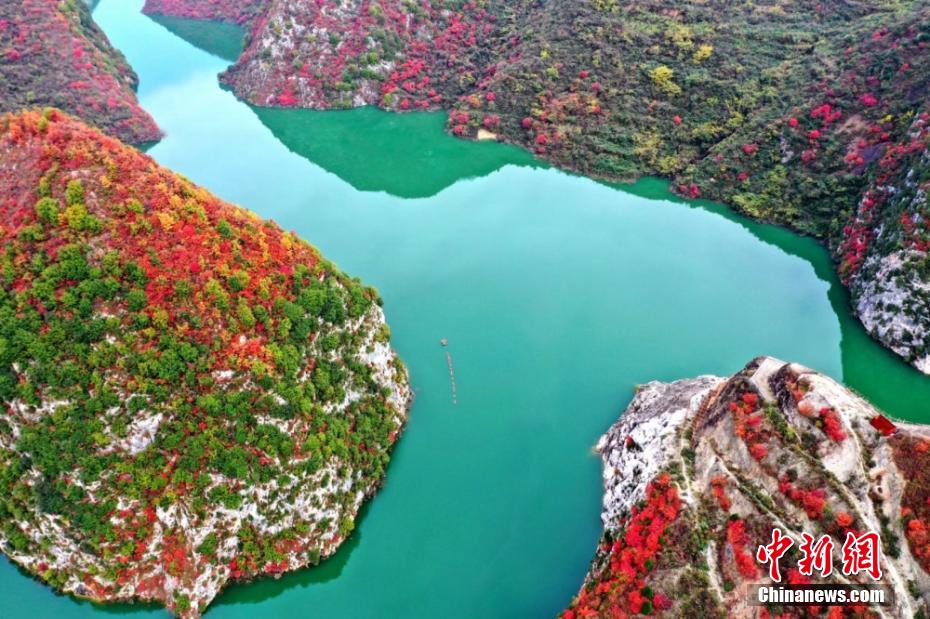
<box><xmin>3</xmin><ymin>1</ymin><xmax>930</xmax><ymax>617</ymax></box>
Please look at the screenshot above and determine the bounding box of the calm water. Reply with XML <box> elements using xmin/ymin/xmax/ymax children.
<box><xmin>3</xmin><ymin>1</ymin><xmax>930</xmax><ymax>617</ymax></box>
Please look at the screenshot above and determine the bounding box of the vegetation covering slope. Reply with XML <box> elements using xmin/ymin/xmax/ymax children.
<box><xmin>142</xmin><ymin>0</ymin><xmax>264</xmax><ymax>26</ymax></box>
<box><xmin>565</xmin><ymin>357</ymin><xmax>930</xmax><ymax>618</ymax></box>
<box><xmin>146</xmin><ymin>0</ymin><xmax>930</xmax><ymax>372</ymax></box>
<box><xmin>0</xmin><ymin>0</ymin><xmax>159</xmax><ymax>143</ymax></box>
<box><xmin>0</xmin><ymin>109</ymin><xmax>411</xmax><ymax>617</ymax></box>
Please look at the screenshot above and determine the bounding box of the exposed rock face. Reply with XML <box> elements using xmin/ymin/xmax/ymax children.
<box><xmin>846</xmin><ymin>121</ymin><xmax>930</xmax><ymax>374</ymax></box>
<box><xmin>0</xmin><ymin>0</ymin><xmax>160</xmax><ymax>143</ymax></box>
<box><xmin>854</xmin><ymin>248</ymin><xmax>930</xmax><ymax>375</ymax></box>
<box><xmin>0</xmin><ymin>110</ymin><xmax>412</xmax><ymax>617</ymax></box>
<box><xmin>216</xmin><ymin>0</ymin><xmax>496</xmax><ymax>110</ymax></box>
<box><xmin>563</xmin><ymin>357</ymin><xmax>930</xmax><ymax>618</ymax></box>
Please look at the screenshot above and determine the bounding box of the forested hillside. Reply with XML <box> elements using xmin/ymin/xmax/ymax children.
<box><xmin>0</xmin><ymin>0</ymin><xmax>159</xmax><ymax>143</ymax></box>
<box><xmin>0</xmin><ymin>109</ymin><xmax>411</xmax><ymax>617</ymax></box>
<box><xmin>141</xmin><ymin>0</ymin><xmax>930</xmax><ymax>372</ymax></box>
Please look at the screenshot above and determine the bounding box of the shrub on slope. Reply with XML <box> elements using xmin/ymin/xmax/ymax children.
<box><xmin>0</xmin><ymin>109</ymin><xmax>411</xmax><ymax>617</ymax></box>
<box><xmin>0</xmin><ymin>0</ymin><xmax>160</xmax><ymax>143</ymax></box>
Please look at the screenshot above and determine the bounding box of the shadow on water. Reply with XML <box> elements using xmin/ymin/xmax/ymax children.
<box><xmin>0</xmin><ymin>556</ymin><xmax>164</xmax><ymax>617</ymax></box>
<box><xmin>139</xmin><ymin>12</ymin><xmax>541</xmax><ymax>199</ymax></box>
<box><xmin>126</xmin><ymin>13</ymin><xmax>930</xmax><ymax>420</ymax></box>
<box><xmin>210</xmin><ymin>502</ymin><xmax>369</xmax><ymax>611</ymax></box>
<box><xmin>251</xmin><ymin>105</ymin><xmax>542</xmax><ymax>199</ymax></box>
<box><xmin>250</xmin><ymin>95</ymin><xmax>930</xmax><ymax>425</ymax></box>
<box><xmin>613</xmin><ymin>176</ymin><xmax>930</xmax><ymax>421</ymax></box>
<box><xmin>145</xmin><ymin>14</ymin><xmax>245</xmax><ymax>63</ymax></box>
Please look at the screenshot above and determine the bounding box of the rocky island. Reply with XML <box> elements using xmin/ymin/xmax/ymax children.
<box><xmin>563</xmin><ymin>357</ymin><xmax>930</xmax><ymax>618</ymax></box>
<box><xmin>0</xmin><ymin>109</ymin><xmax>411</xmax><ymax>617</ymax></box>
<box><xmin>141</xmin><ymin>0</ymin><xmax>930</xmax><ymax>375</ymax></box>
<box><xmin>0</xmin><ymin>0</ymin><xmax>160</xmax><ymax>143</ymax></box>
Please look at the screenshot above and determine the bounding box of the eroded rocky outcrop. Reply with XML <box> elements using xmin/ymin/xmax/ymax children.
<box><xmin>563</xmin><ymin>357</ymin><xmax>930</xmax><ymax>618</ymax></box>
<box><xmin>846</xmin><ymin>118</ymin><xmax>930</xmax><ymax>374</ymax></box>
<box><xmin>0</xmin><ymin>109</ymin><xmax>411</xmax><ymax>617</ymax></box>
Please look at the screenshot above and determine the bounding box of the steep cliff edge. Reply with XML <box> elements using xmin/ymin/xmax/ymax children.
<box><xmin>563</xmin><ymin>357</ymin><xmax>930</xmax><ymax>618</ymax></box>
<box><xmin>0</xmin><ymin>0</ymin><xmax>159</xmax><ymax>143</ymax></box>
<box><xmin>0</xmin><ymin>109</ymin><xmax>411</xmax><ymax>617</ymax></box>
<box><xmin>846</xmin><ymin>126</ymin><xmax>930</xmax><ymax>374</ymax></box>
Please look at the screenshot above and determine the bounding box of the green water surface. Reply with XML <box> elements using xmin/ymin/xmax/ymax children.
<box><xmin>2</xmin><ymin>1</ymin><xmax>930</xmax><ymax>617</ymax></box>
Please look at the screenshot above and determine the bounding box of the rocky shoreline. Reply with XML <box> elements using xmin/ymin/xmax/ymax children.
<box><xmin>564</xmin><ymin>357</ymin><xmax>930</xmax><ymax>618</ymax></box>
<box><xmin>0</xmin><ymin>109</ymin><xmax>412</xmax><ymax>617</ymax></box>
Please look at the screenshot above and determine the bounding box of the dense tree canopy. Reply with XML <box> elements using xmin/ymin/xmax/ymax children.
<box><xmin>0</xmin><ymin>109</ymin><xmax>410</xmax><ymax>617</ymax></box>
<box><xmin>0</xmin><ymin>0</ymin><xmax>160</xmax><ymax>143</ymax></box>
